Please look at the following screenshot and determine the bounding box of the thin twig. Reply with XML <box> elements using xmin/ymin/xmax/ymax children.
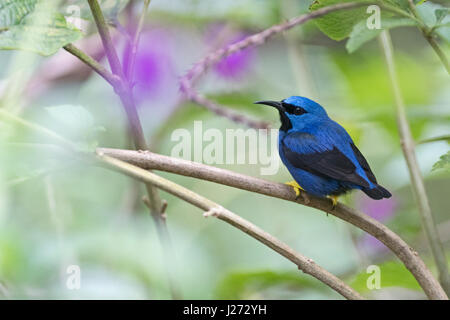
<box><xmin>181</xmin><ymin>2</ymin><xmax>368</xmax><ymax>87</ymax></box>
<box><xmin>423</xmin><ymin>34</ymin><xmax>450</xmax><ymax>75</ymax></box>
<box><xmin>188</xmin><ymin>91</ymin><xmax>270</xmax><ymax>129</ymax></box>
<box><xmin>407</xmin><ymin>0</ymin><xmax>450</xmax><ymax>74</ymax></box>
<box><xmin>96</xmin><ymin>151</ymin><xmax>364</xmax><ymax>300</ymax></box>
<box><xmin>418</xmin><ymin>134</ymin><xmax>450</xmax><ymax>145</ymax></box>
<box><xmin>379</xmin><ymin>30</ymin><xmax>450</xmax><ymax>296</ymax></box>
<box><xmin>98</xmin><ymin>147</ymin><xmax>449</xmax><ymax>300</ymax></box>
<box><xmin>63</xmin><ymin>43</ymin><xmax>121</xmax><ymax>87</ymax></box>
<box><xmin>86</xmin><ymin>0</ymin><xmax>147</xmax><ymax>148</ymax></box>
<box><xmin>125</xmin><ymin>0</ymin><xmax>151</xmax><ymax>80</ymax></box>
<box><xmin>87</xmin><ymin>0</ymin><xmax>124</xmax><ymax>77</ymax></box>
<box><xmin>86</xmin><ymin>0</ymin><xmax>181</xmax><ymax>299</ymax></box>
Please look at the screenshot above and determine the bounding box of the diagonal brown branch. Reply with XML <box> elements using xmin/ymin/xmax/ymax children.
<box><xmin>98</xmin><ymin>147</ymin><xmax>449</xmax><ymax>300</ymax></box>
<box><xmin>96</xmin><ymin>151</ymin><xmax>364</xmax><ymax>300</ymax></box>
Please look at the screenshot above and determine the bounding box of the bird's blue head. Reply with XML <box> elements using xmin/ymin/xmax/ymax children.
<box><xmin>255</xmin><ymin>96</ymin><xmax>328</xmax><ymax>131</ymax></box>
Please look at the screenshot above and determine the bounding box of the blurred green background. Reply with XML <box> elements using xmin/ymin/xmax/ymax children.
<box><xmin>0</xmin><ymin>0</ymin><xmax>449</xmax><ymax>299</ymax></box>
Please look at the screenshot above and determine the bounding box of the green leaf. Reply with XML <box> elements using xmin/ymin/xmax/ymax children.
<box><xmin>0</xmin><ymin>0</ymin><xmax>37</xmax><ymax>28</ymax></box>
<box><xmin>0</xmin><ymin>232</ymin><xmax>27</xmax><ymax>280</ymax></box>
<box><xmin>0</xmin><ymin>2</ymin><xmax>82</xmax><ymax>56</ymax></box>
<box><xmin>431</xmin><ymin>6</ymin><xmax>450</xmax><ymax>42</ymax></box>
<box><xmin>215</xmin><ymin>270</ymin><xmax>320</xmax><ymax>299</ymax></box>
<box><xmin>309</xmin><ymin>0</ymin><xmax>367</xmax><ymax>41</ymax></box>
<box><xmin>435</xmin><ymin>9</ymin><xmax>448</xmax><ymax>26</ymax></box>
<box><xmin>46</xmin><ymin>104</ymin><xmax>95</xmax><ymax>132</ymax></box>
<box><xmin>383</xmin><ymin>0</ymin><xmax>410</xmax><ymax>10</ymax></box>
<box><xmin>346</xmin><ymin>17</ymin><xmax>417</xmax><ymax>53</ymax></box>
<box><xmin>45</xmin><ymin>104</ymin><xmax>101</xmax><ymax>151</ymax></box>
<box><xmin>350</xmin><ymin>261</ymin><xmax>421</xmax><ymax>292</ymax></box>
<box><xmin>432</xmin><ymin>151</ymin><xmax>450</xmax><ymax>172</ymax></box>
<box><xmin>416</xmin><ymin>1</ymin><xmax>448</xmax><ymax>27</ymax></box>
<box><xmin>331</xmin><ymin>50</ymin><xmax>438</xmax><ymax>111</ymax></box>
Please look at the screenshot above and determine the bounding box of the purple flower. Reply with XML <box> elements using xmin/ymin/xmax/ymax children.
<box><xmin>359</xmin><ymin>234</ymin><xmax>388</xmax><ymax>254</ymax></box>
<box><xmin>125</xmin><ymin>29</ymin><xmax>179</xmax><ymax>106</ymax></box>
<box><xmin>206</xmin><ymin>25</ymin><xmax>256</xmax><ymax>80</ymax></box>
<box><xmin>357</xmin><ymin>195</ymin><xmax>398</xmax><ymax>253</ymax></box>
<box><xmin>358</xmin><ymin>196</ymin><xmax>397</xmax><ymax>222</ymax></box>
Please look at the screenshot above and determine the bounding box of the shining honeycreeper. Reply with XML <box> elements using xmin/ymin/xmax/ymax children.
<box><xmin>256</xmin><ymin>96</ymin><xmax>391</xmax><ymax>201</ymax></box>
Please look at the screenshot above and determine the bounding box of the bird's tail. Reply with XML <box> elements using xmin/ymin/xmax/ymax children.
<box><xmin>362</xmin><ymin>185</ymin><xmax>392</xmax><ymax>200</ymax></box>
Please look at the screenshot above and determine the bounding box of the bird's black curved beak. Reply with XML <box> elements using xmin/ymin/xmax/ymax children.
<box><xmin>254</xmin><ymin>100</ymin><xmax>284</xmax><ymax>111</ymax></box>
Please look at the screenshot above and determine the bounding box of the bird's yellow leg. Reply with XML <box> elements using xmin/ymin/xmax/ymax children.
<box><xmin>285</xmin><ymin>180</ymin><xmax>304</xmax><ymax>198</ymax></box>
<box><xmin>328</xmin><ymin>195</ymin><xmax>339</xmax><ymax>209</ymax></box>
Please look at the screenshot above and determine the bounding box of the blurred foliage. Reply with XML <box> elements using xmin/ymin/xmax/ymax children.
<box><xmin>0</xmin><ymin>0</ymin><xmax>37</xmax><ymax>27</ymax></box>
<box><xmin>346</xmin><ymin>17</ymin><xmax>416</xmax><ymax>53</ymax></box>
<box><xmin>0</xmin><ymin>1</ymin><xmax>81</xmax><ymax>56</ymax></box>
<box><xmin>45</xmin><ymin>104</ymin><xmax>105</xmax><ymax>150</ymax></box>
<box><xmin>0</xmin><ymin>0</ymin><xmax>449</xmax><ymax>300</ymax></box>
<box><xmin>215</xmin><ymin>270</ymin><xmax>323</xmax><ymax>299</ymax></box>
<box><xmin>310</xmin><ymin>0</ymin><xmax>450</xmax><ymax>53</ymax></box>
<box><xmin>310</xmin><ymin>0</ymin><xmax>367</xmax><ymax>41</ymax></box>
<box><xmin>432</xmin><ymin>151</ymin><xmax>450</xmax><ymax>172</ymax></box>
<box><xmin>350</xmin><ymin>261</ymin><xmax>421</xmax><ymax>292</ymax></box>
<box><xmin>417</xmin><ymin>1</ymin><xmax>450</xmax><ymax>42</ymax></box>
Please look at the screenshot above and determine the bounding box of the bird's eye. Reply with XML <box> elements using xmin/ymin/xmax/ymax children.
<box><xmin>293</xmin><ymin>107</ymin><xmax>304</xmax><ymax>115</ymax></box>
<box><xmin>281</xmin><ymin>102</ymin><xmax>307</xmax><ymax>115</ymax></box>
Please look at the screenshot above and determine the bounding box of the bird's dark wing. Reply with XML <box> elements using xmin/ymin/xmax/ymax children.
<box><xmin>281</xmin><ymin>132</ymin><xmax>370</xmax><ymax>188</ymax></box>
<box><xmin>350</xmin><ymin>143</ymin><xmax>377</xmax><ymax>184</ymax></box>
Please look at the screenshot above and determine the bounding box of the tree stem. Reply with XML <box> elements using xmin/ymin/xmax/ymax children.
<box><xmin>379</xmin><ymin>30</ymin><xmax>450</xmax><ymax>296</ymax></box>
<box><xmin>87</xmin><ymin>0</ymin><xmax>124</xmax><ymax>77</ymax></box>
<box><xmin>424</xmin><ymin>34</ymin><xmax>450</xmax><ymax>74</ymax></box>
<box><xmin>125</xmin><ymin>0</ymin><xmax>151</xmax><ymax>80</ymax></box>
<box><xmin>63</xmin><ymin>43</ymin><xmax>120</xmax><ymax>87</ymax></box>
<box><xmin>86</xmin><ymin>0</ymin><xmax>181</xmax><ymax>299</ymax></box>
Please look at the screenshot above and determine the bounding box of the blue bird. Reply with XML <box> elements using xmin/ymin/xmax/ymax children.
<box><xmin>255</xmin><ymin>96</ymin><xmax>391</xmax><ymax>206</ymax></box>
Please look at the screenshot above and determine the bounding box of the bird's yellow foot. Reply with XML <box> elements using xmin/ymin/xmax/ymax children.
<box><xmin>328</xmin><ymin>195</ymin><xmax>339</xmax><ymax>210</ymax></box>
<box><xmin>285</xmin><ymin>180</ymin><xmax>303</xmax><ymax>198</ymax></box>
<box><xmin>285</xmin><ymin>180</ymin><xmax>311</xmax><ymax>204</ymax></box>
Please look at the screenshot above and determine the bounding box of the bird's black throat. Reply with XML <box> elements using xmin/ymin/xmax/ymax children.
<box><xmin>278</xmin><ymin>110</ymin><xmax>292</xmax><ymax>132</ymax></box>
<box><xmin>254</xmin><ymin>100</ymin><xmax>292</xmax><ymax>131</ymax></box>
